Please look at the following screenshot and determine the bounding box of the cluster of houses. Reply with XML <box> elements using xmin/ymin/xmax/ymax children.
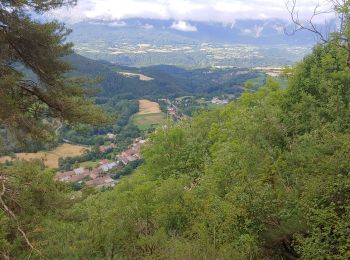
<box><xmin>117</xmin><ymin>138</ymin><xmax>147</xmax><ymax>165</ymax></box>
<box><xmin>55</xmin><ymin>138</ymin><xmax>147</xmax><ymax>189</ymax></box>
<box><xmin>167</xmin><ymin>106</ymin><xmax>183</xmax><ymax>121</ymax></box>
<box><xmin>211</xmin><ymin>97</ymin><xmax>229</xmax><ymax>105</ymax></box>
<box><xmin>167</xmin><ymin>107</ymin><xmax>177</xmax><ymax>116</ymax></box>
<box><xmin>54</xmin><ymin>160</ymin><xmax>118</xmax><ymax>188</ymax></box>
<box><xmin>99</xmin><ymin>143</ymin><xmax>117</xmax><ymax>153</ymax></box>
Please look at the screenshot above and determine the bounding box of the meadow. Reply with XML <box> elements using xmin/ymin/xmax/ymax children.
<box><xmin>132</xmin><ymin>100</ymin><xmax>166</xmax><ymax>130</ymax></box>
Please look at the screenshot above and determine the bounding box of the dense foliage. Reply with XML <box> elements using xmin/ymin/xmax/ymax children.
<box><xmin>1</xmin><ymin>39</ymin><xmax>350</xmax><ymax>258</ymax></box>
<box><xmin>60</xmin><ymin>99</ymin><xmax>140</xmax><ymax>146</ymax></box>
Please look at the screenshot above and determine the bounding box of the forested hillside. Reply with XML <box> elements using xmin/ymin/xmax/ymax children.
<box><xmin>2</xmin><ymin>38</ymin><xmax>350</xmax><ymax>258</ymax></box>
<box><xmin>66</xmin><ymin>53</ymin><xmax>263</xmax><ymax>99</ymax></box>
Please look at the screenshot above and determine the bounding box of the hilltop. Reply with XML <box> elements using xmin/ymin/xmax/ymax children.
<box><xmin>66</xmin><ymin>53</ymin><xmax>265</xmax><ymax>99</ymax></box>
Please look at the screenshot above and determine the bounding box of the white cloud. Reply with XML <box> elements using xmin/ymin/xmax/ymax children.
<box><xmin>221</xmin><ymin>21</ymin><xmax>236</xmax><ymax>29</ymax></box>
<box><xmin>142</xmin><ymin>24</ymin><xmax>154</xmax><ymax>30</ymax></box>
<box><xmin>241</xmin><ymin>28</ymin><xmax>252</xmax><ymax>35</ymax></box>
<box><xmin>272</xmin><ymin>24</ymin><xmax>284</xmax><ymax>34</ymax></box>
<box><xmin>241</xmin><ymin>25</ymin><xmax>264</xmax><ymax>38</ymax></box>
<box><xmin>51</xmin><ymin>0</ymin><xmax>334</xmax><ymax>24</ymax></box>
<box><xmin>254</xmin><ymin>25</ymin><xmax>264</xmax><ymax>38</ymax></box>
<box><xmin>109</xmin><ymin>21</ymin><xmax>127</xmax><ymax>27</ymax></box>
<box><xmin>170</xmin><ymin>21</ymin><xmax>197</xmax><ymax>32</ymax></box>
<box><xmin>87</xmin><ymin>20</ymin><xmax>127</xmax><ymax>27</ymax></box>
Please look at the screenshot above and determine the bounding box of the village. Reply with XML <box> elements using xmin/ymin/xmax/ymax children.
<box><xmin>54</xmin><ymin>138</ymin><xmax>147</xmax><ymax>189</ymax></box>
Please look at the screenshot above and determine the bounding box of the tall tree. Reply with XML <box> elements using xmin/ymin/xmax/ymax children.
<box><xmin>0</xmin><ymin>1</ymin><xmax>109</xmax><ymax>257</ymax></box>
<box><xmin>0</xmin><ymin>0</ymin><xmax>108</xmax><ymax>144</ymax></box>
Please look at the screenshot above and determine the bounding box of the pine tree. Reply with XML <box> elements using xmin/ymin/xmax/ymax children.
<box><xmin>0</xmin><ymin>2</ymin><xmax>109</xmax><ymax>257</ymax></box>
<box><xmin>0</xmin><ymin>0</ymin><xmax>108</xmax><ymax>144</ymax></box>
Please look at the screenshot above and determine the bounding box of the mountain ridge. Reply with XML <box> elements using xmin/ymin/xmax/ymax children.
<box><xmin>69</xmin><ymin>18</ymin><xmax>320</xmax><ymax>45</ymax></box>
<box><xmin>67</xmin><ymin>20</ymin><xmax>313</xmax><ymax>68</ymax></box>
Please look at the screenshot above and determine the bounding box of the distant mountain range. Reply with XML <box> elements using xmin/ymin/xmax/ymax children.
<box><xmin>67</xmin><ymin>18</ymin><xmax>322</xmax><ymax>67</ymax></box>
<box><xmin>69</xmin><ymin>18</ymin><xmax>318</xmax><ymax>45</ymax></box>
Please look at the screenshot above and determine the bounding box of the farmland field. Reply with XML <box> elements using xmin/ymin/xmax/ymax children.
<box><xmin>133</xmin><ymin>100</ymin><xmax>165</xmax><ymax>130</ymax></box>
<box><xmin>0</xmin><ymin>143</ymin><xmax>89</xmax><ymax>168</ymax></box>
<box><xmin>133</xmin><ymin>113</ymin><xmax>166</xmax><ymax>130</ymax></box>
<box><xmin>118</xmin><ymin>72</ymin><xmax>154</xmax><ymax>81</ymax></box>
<box><xmin>138</xmin><ymin>99</ymin><xmax>162</xmax><ymax>114</ymax></box>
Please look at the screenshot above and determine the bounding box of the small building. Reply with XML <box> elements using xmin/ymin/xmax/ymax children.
<box><xmin>86</xmin><ymin>176</ymin><xmax>117</xmax><ymax>188</ymax></box>
<box><xmin>55</xmin><ymin>171</ymin><xmax>75</xmax><ymax>182</ymax></box>
<box><xmin>100</xmin><ymin>159</ymin><xmax>110</xmax><ymax>165</ymax></box>
<box><xmin>74</xmin><ymin>167</ymin><xmax>86</xmax><ymax>175</ymax></box>
<box><xmin>107</xmin><ymin>133</ymin><xmax>116</xmax><ymax>139</ymax></box>
<box><xmin>211</xmin><ymin>97</ymin><xmax>229</xmax><ymax>105</ymax></box>
<box><xmin>89</xmin><ymin>168</ymin><xmax>103</xmax><ymax>179</ymax></box>
<box><xmin>168</xmin><ymin>107</ymin><xmax>176</xmax><ymax>115</ymax></box>
<box><xmin>100</xmin><ymin>162</ymin><xmax>118</xmax><ymax>172</ymax></box>
<box><xmin>55</xmin><ymin>167</ymin><xmax>90</xmax><ymax>183</ymax></box>
<box><xmin>69</xmin><ymin>173</ymin><xmax>90</xmax><ymax>183</ymax></box>
<box><xmin>117</xmin><ymin>156</ymin><xmax>129</xmax><ymax>166</ymax></box>
<box><xmin>99</xmin><ymin>143</ymin><xmax>117</xmax><ymax>153</ymax></box>
<box><xmin>127</xmin><ymin>156</ymin><xmax>137</xmax><ymax>162</ymax></box>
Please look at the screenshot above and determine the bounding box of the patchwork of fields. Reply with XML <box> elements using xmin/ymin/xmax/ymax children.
<box><xmin>133</xmin><ymin>99</ymin><xmax>166</xmax><ymax>130</ymax></box>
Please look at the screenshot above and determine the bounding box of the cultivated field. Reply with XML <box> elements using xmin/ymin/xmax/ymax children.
<box><xmin>0</xmin><ymin>143</ymin><xmax>89</xmax><ymax>168</ymax></box>
<box><xmin>138</xmin><ymin>99</ymin><xmax>162</xmax><ymax>114</ymax></box>
<box><xmin>133</xmin><ymin>113</ymin><xmax>166</xmax><ymax>130</ymax></box>
<box><xmin>118</xmin><ymin>72</ymin><xmax>154</xmax><ymax>81</ymax></box>
<box><xmin>133</xmin><ymin>100</ymin><xmax>165</xmax><ymax>130</ymax></box>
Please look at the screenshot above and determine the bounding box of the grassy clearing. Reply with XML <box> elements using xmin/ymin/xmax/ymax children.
<box><xmin>0</xmin><ymin>143</ymin><xmax>89</xmax><ymax>168</ymax></box>
<box><xmin>118</xmin><ymin>72</ymin><xmax>154</xmax><ymax>81</ymax></box>
<box><xmin>132</xmin><ymin>113</ymin><xmax>166</xmax><ymax>131</ymax></box>
<box><xmin>79</xmin><ymin>161</ymin><xmax>100</xmax><ymax>168</ymax></box>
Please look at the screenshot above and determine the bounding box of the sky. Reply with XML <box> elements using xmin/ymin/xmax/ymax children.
<box><xmin>53</xmin><ymin>0</ymin><xmax>332</xmax><ymax>24</ymax></box>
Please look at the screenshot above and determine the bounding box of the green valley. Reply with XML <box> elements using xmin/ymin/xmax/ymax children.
<box><xmin>1</xmin><ymin>0</ymin><xmax>350</xmax><ymax>259</ymax></box>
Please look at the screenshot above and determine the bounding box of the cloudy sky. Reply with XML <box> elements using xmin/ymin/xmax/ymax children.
<box><xmin>54</xmin><ymin>0</ymin><xmax>331</xmax><ymax>24</ymax></box>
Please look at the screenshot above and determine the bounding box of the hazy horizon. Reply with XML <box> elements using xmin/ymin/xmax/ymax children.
<box><xmin>52</xmin><ymin>0</ymin><xmax>334</xmax><ymax>24</ymax></box>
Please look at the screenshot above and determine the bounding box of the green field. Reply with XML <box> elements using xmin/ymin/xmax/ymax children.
<box><xmin>132</xmin><ymin>112</ymin><xmax>166</xmax><ymax>131</ymax></box>
<box><xmin>79</xmin><ymin>161</ymin><xmax>100</xmax><ymax>168</ymax></box>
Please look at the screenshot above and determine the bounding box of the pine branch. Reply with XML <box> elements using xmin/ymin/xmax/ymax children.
<box><xmin>0</xmin><ymin>176</ymin><xmax>44</xmax><ymax>258</ymax></box>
